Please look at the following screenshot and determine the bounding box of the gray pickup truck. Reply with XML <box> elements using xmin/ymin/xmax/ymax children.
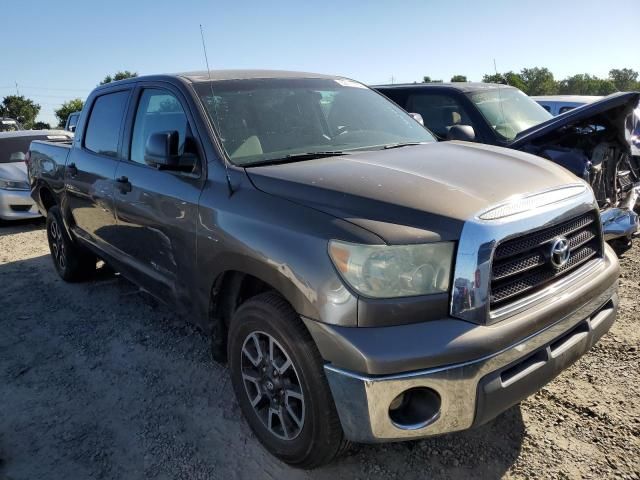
<box><xmin>28</xmin><ymin>70</ymin><xmax>619</xmax><ymax>468</ymax></box>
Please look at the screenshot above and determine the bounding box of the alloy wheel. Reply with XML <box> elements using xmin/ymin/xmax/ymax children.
<box><xmin>240</xmin><ymin>331</ymin><xmax>305</xmax><ymax>440</ymax></box>
<box><xmin>49</xmin><ymin>218</ymin><xmax>66</xmax><ymax>270</ymax></box>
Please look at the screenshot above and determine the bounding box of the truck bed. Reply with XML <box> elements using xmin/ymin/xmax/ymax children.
<box><xmin>28</xmin><ymin>139</ymin><xmax>73</xmax><ymax>214</ymax></box>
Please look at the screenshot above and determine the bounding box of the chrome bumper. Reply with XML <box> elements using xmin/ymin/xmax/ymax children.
<box><xmin>601</xmin><ymin>185</ymin><xmax>640</xmax><ymax>241</ymax></box>
<box><xmin>325</xmin><ymin>282</ymin><xmax>617</xmax><ymax>443</ymax></box>
<box><xmin>0</xmin><ymin>189</ymin><xmax>41</xmax><ymax>220</ymax></box>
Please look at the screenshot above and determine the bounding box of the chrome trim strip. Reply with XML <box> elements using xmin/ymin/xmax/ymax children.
<box><xmin>324</xmin><ymin>283</ymin><xmax>617</xmax><ymax>442</ymax></box>
<box><xmin>450</xmin><ymin>185</ymin><xmax>599</xmax><ymax>324</ymax></box>
<box><xmin>478</xmin><ymin>184</ymin><xmax>587</xmax><ymax>220</ymax></box>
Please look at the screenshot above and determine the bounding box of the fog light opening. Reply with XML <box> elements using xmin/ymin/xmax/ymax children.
<box><xmin>388</xmin><ymin>387</ymin><xmax>441</xmax><ymax>430</ymax></box>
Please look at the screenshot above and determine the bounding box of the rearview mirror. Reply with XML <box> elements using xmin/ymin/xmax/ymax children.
<box><xmin>408</xmin><ymin>112</ymin><xmax>424</xmax><ymax>126</ymax></box>
<box><xmin>447</xmin><ymin>124</ymin><xmax>476</xmax><ymax>142</ymax></box>
<box><xmin>145</xmin><ymin>131</ymin><xmax>180</xmax><ymax>169</ymax></box>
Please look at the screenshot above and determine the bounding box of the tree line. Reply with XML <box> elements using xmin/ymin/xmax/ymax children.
<box><xmin>0</xmin><ymin>71</ymin><xmax>137</xmax><ymax>129</ymax></box>
<box><xmin>423</xmin><ymin>67</ymin><xmax>640</xmax><ymax>96</ymax></box>
<box><xmin>3</xmin><ymin>68</ymin><xmax>639</xmax><ymax>129</ymax></box>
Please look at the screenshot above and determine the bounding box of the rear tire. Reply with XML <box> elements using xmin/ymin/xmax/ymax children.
<box><xmin>228</xmin><ymin>292</ymin><xmax>348</xmax><ymax>468</ymax></box>
<box><xmin>46</xmin><ymin>206</ymin><xmax>96</xmax><ymax>281</ymax></box>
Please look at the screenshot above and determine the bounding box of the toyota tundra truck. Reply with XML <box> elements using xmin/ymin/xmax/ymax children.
<box><xmin>28</xmin><ymin>70</ymin><xmax>619</xmax><ymax>468</ymax></box>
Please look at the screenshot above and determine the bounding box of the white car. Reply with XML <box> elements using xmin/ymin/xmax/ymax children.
<box><xmin>0</xmin><ymin>130</ymin><xmax>72</xmax><ymax>221</ymax></box>
<box><xmin>532</xmin><ymin>95</ymin><xmax>602</xmax><ymax>116</ymax></box>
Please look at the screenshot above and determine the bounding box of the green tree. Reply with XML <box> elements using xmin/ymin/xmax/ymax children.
<box><xmin>558</xmin><ymin>74</ymin><xmax>616</xmax><ymax>95</ymax></box>
<box><xmin>55</xmin><ymin>99</ymin><xmax>84</xmax><ymax>127</ymax></box>
<box><xmin>608</xmin><ymin>68</ymin><xmax>639</xmax><ymax>91</ymax></box>
<box><xmin>422</xmin><ymin>76</ymin><xmax>432</xmax><ymax>83</ymax></box>
<box><xmin>482</xmin><ymin>73</ymin><xmax>504</xmax><ymax>84</ymax></box>
<box><xmin>482</xmin><ymin>71</ymin><xmax>527</xmax><ymax>91</ymax></box>
<box><xmin>0</xmin><ymin>95</ymin><xmax>41</xmax><ymax>129</ymax></box>
<box><xmin>519</xmin><ymin>67</ymin><xmax>557</xmax><ymax>95</ymax></box>
<box><xmin>33</xmin><ymin>121</ymin><xmax>51</xmax><ymax>130</ymax></box>
<box><xmin>450</xmin><ymin>75</ymin><xmax>467</xmax><ymax>82</ymax></box>
<box><xmin>596</xmin><ymin>79</ymin><xmax>618</xmax><ymax>95</ymax></box>
<box><xmin>100</xmin><ymin>70</ymin><xmax>138</xmax><ymax>85</ymax></box>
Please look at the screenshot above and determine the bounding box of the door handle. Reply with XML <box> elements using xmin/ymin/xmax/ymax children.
<box><xmin>116</xmin><ymin>175</ymin><xmax>132</xmax><ymax>194</ymax></box>
<box><xmin>67</xmin><ymin>162</ymin><xmax>78</xmax><ymax>177</ymax></box>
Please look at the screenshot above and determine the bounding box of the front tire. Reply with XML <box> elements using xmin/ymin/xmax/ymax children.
<box><xmin>46</xmin><ymin>206</ymin><xmax>96</xmax><ymax>281</ymax></box>
<box><xmin>228</xmin><ymin>292</ymin><xmax>348</xmax><ymax>468</ymax></box>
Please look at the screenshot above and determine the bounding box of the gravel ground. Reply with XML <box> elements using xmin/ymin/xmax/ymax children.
<box><xmin>1</xmin><ymin>220</ymin><xmax>638</xmax><ymax>480</ymax></box>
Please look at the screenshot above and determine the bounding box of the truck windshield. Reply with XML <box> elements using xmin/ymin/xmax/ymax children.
<box><xmin>194</xmin><ymin>78</ymin><xmax>435</xmax><ymax>166</ymax></box>
<box><xmin>468</xmin><ymin>88</ymin><xmax>552</xmax><ymax>141</ymax></box>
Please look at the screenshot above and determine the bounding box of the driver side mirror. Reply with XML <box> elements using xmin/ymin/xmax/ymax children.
<box><xmin>145</xmin><ymin>131</ymin><xmax>181</xmax><ymax>169</ymax></box>
<box><xmin>68</xmin><ymin>125</ymin><xmax>76</xmax><ymax>133</ymax></box>
<box><xmin>447</xmin><ymin>124</ymin><xmax>476</xmax><ymax>142</ymax></box>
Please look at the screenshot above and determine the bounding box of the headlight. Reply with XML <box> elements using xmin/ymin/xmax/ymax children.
<box><xmin>0</xmin><ymin>178</ymin><xmax>30</xmax><ymax>191</ymax></box>
<box><xmin>328</xmin><ymin>240</ymin><xmax>455</xmax><ymax>298</ymax></box>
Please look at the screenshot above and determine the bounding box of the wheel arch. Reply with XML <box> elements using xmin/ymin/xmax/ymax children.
<box><xmin>207</xmin><ymin>264</ymin><xmax>316</xmax><ymax>362</ymax></box>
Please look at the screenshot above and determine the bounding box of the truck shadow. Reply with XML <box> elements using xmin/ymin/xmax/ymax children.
<box><xmin>1</xmin><ymin>253</ymin><xmax>525</xmax><ymax>480</ymax></box>
<box><xmin>0</xmin><ymin>217</ymin><xmax>44</xmax><ymax>237</ymax></box>
<box><xmin>323</xmin><ymin>406</ymin><xmax>525</xmax><ymax>479</ymax></box>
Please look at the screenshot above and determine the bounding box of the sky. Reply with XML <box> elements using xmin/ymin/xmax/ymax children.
<box><xmin>3</xmin><ymin>0</ymin><xmax>638</xmax><ymax>126</ymax></box>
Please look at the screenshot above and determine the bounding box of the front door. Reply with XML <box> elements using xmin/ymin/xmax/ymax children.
<box><xmin>112</xmin><ymin>86</ymin><xmax>204</xmax><ymax>305</ymax></box>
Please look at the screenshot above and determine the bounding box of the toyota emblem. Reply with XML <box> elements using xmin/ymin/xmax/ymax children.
<box><xmin>549</xmin><ymin>236</ymin><xmax>571</xmax><ymax>269</ymax></box>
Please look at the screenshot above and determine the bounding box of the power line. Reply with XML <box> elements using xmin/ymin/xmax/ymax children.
<box><xmin>0</xmin><ymin>84</ymin><xmax>91</xmax><ymax>92</ymax></box>
<box><xmin>0</xmin><ymin>92</ymin><xmax>86</xmax><ymax>99</ymax></box>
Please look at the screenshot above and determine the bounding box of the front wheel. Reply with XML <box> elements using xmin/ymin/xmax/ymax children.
<box><xmin>228</xmin><ymin>292</ymin><xmax>348</xmax><ymax>468</ymax></box>
<box><xmin>46</xmin><ymin>206</ymin><xmax>96</xmax><ymax>281</ymax></box>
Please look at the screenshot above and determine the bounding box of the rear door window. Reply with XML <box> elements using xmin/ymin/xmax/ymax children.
<box><xmin>84</xmin><ymin>91</ymin><xmax>129</xmax><ymax>157</ymax></box>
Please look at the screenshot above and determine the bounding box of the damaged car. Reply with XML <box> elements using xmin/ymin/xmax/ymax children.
<box><xmin>374</xmin><ymin>83</ymin><xmax>640</xmax><ymax>251</ymax></box>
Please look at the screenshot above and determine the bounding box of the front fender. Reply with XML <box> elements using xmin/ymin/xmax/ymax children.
<box><xmin>194</xmin><ymin>175</ymin><xmax>382</xmax><ymax>327</ymax></box>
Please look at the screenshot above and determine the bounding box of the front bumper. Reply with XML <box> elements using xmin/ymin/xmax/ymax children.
<box><xmin>324</xmin><ymin>289</ymin><xmax>616</xmax><ymax>442</ymax></box>
<box><xmin>0</xmin><ymin>188</ymin><xmax>41</xmax><ymax>220</ymax></box>
<box><xmin>312</xmin><ymin>246</ymin><xmax>619</xmax><ymax>443</ymax></box>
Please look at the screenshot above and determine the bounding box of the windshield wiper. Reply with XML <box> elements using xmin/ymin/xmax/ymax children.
<box><xmin>244</xmin><ymin>151</ymin><xmax>347</xmax><ymax>167</ymax></box>
<box><xmin>382</xmin><ymin>142</ymin><xmax>428</xmax><ymax>150</ymax></box>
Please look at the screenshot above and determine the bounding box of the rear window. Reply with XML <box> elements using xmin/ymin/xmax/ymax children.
<box><xmin>0</xmin><ymin>135</ymin><xmax>68</xmax><ymax>163</ymax></box>
<box><xmin>84</xmin><ymin>91</ymin><xmax>129</xmax><ymax>157</ymax></box>
<box><xmin>405</xmin><ymin>93</ymin><xmax>473</xmax><ymax>138</ymax></box>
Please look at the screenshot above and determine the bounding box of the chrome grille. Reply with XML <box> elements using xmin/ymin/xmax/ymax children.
<box><xmin>490</xmin><ymin>212</ymin><xmax>602</xmax><ymax>309</ymax></box>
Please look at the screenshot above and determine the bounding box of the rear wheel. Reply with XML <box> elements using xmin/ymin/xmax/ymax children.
<box><xmin>46</xmin><ymin>206</ymin><xmax>96</xmax><ymax>281</ymax></box>
<box><xmin>228</xmin><ymin>292</ymin><xmax>348</xmax><ymax>468</ymax></box>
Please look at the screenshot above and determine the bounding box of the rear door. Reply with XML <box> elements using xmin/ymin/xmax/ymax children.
<box><xmin>111</xmin><ymin>83</ymin><xmax>205</xmax><ymax>304</ymax></box>
<box><xmin>65</xmin><ymin>88</ymin><xmax>131</xmax><ymax>247</ymax></box>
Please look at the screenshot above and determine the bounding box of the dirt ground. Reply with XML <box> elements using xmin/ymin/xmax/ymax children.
<box><xmin>0</xmin><ymin>220</ymin><xmax>638</xmax><ymax>480</ymax></box>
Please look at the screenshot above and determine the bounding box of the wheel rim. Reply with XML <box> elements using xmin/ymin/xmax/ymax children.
<box><xmin>240</xmin><ymin>331</ymin><xmax>305</xmax><ymax>440</ymax></box>
<box><xmin>48</xmin><ymin>218</ymin><xmax>66</xmax><ymax>270</ymax></box>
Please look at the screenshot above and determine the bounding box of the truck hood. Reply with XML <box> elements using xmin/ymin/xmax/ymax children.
<box><xmin>0</xmin><ymin>162</ymin><xmax>27</xmax><ymax>182</ymax></box>
<box><xmin>246</xmin><ymin>142</ymin><xmax>580</xmax><ymax>244</ymax></box>
<box><xmin>511</xmin><ymin>92</ymin><xmax>640</xmax><ymax>149</ymax></box>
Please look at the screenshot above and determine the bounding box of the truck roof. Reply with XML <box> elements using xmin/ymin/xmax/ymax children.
<box><xmin>373</xmin><ymin>82</ymin><xmax>514</xmax><ymax>93</ymax></box>
<box><xmin>96</xmin><ymin>70</ymin><xmax>344</xmax><ymax>89</ymax></box>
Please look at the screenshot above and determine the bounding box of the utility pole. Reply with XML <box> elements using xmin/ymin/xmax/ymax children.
<box><xmin>15</xmin><ymin>81</ymin><xmax>19</xmax><ymax>96</ymax></box>
<box><xmin>390</xmin><ymin>75</ymin><xmax>395</xmax><ymax>84</ymax></box>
